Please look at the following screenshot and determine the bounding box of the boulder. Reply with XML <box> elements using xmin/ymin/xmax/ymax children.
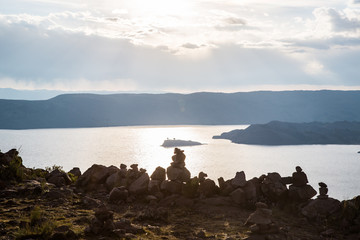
<box><xmin>230</xmin><ymin>188</ymin><xmax>246</xmax><ymax>205</ymax></box>
<box><xmin>160</xmin><ymin>180</ymin><xmax>183</xmax><ymax>194</ymax></box>
<box><xmin>68</xmin><ymin>167</ymin><xmax>81</xmax><ymax>177</ymax></box>
<box><xmin>231</xmin><ymin>171</ymin><xmax>246</xmax><ymax>188</ymax></box>
<box><xmin>46</xmin><ymin>169</ymin><xmax>72</xmax><ymax>187</ymax></box>
<box><xmin>218</xmin><ymin>177</ymin><xmax>235</xmax><ymax>196</ymax></box>
<box><xmin>243</xmin><ymin>180</ymin><xmax>258</xmax><ymax>203</ymax></box>
<box><xmin>148</xmin><ymin>180</ymin><xmax>161</xmax><ymax>194</ymax></box>
<box><xmin>129</xmin><ymin>173</ymin><xmax>149</xmax><ymax>195</ymax></box>
<box><xmin>260</xmin><ymin>173</ymin><xmax>287</xmax><ymax>202</ymax></box>
<box><xmin>182</xmin><ymin>177</ymin><xmax>199</xmax><ymax>198</ymax></box>
<box><xmin>289</xmin><ymin>185</ymin><xmax>317</xmax><ymax>202</ymax></box>
<box><xmin>301</xmin><ymin>197</ymin><xmax>341</xmax><ymax>219</ymax></box>
<box><xmin>105</xmin><ymin>172</ymin><xmax>126</xmax><ymax>191</ymax></box>
<box><xmin>76</xmin><ymin>164</ymin><xmax>112</xmax><ymax>191</ymax></box>
<box><xmin>150</xmin><ymin>167</ymin><xmax>166</xmax><ymax>181</ymax></box>
<box><xmin>245</xmin><ymin>202</ymin><xmax>273</xmax><ymax>226</ymax></box>
<box><xmin>198</xmin><ymin>179</ymin><xmax>218</xmax><ymax>198</ymax></box>
<box><xmin>166</xmin><ymin>166</ymin><xmax>190</xmax><ymax>182</ymax></box>
<box><xmin>109</xmin><ymin>186</ymin><xmax>129</xmax><ymax>203</ymax></box>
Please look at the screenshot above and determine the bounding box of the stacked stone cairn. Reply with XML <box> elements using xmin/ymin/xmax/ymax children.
<box><xmin>244</xmin><ymin>202</ymin><xmax>279</xmax><ymax>234</ymax></box>
<box><xmin>301</xmin><ymin>181</ymin><xmax>341</xmax><ymax>221</ymax></box>
<box><xmin>161</xmin><ymin>148</ymin><xmax>191</xmax><ymax>195</ymax></box>
<box><xmin>288</xmin><ymin>166</ymin><xmax>317</xmax><ymax>202</ymax></box>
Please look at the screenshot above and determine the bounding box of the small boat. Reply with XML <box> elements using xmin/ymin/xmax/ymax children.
<box><xmin>161</xmin><ymin>139</ymin><xmax>203</xmax><ymax>148</ymax></box>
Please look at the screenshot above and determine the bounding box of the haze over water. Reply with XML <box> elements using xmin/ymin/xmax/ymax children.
<box><xmin>0</xmin><ymin>125</ymin><xmax>359</xmax><ymax>200</ymax></box>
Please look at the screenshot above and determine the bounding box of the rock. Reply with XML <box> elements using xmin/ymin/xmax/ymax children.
<box><xmin>231</xmin><ymin>171</ymin><xmax>246</xmax><ymax>188</ymax></box>
<box><xmin>166</xmin><ymin>166</ymin><xmax>190</xmax><ymax>182</ymax></box>
<box><xmin>148</xmin><ymin>180</ymin><xmax>161</xmax><ymax>194</ymax></box>
<box><xmin>260</xmin><ymin>173</ymin><xmax>287</xmax><ymax>202</ymax></box>
<box><xmin>68</xmin><ymin>167</ymin><xmax>81</xmax><ymax>177</ymax></box>
<box><xmin>114</xmin><ymin>219</ymin><xmax>146</xmax><ymax>234</ymax></box>
<box><xmin>198</xmin><ymin>179</ymin><xmax>218</xmax><ymax>197</ymax></box>
<box><xmin>182</xmin><ymin>177</ymin><xmax>199</xmax><ymax>198</ymax></box>
<box><xmin>245</xmin><ymin>202</ymin><xmax>273</xmax><ymax>228</ymax></box>
<box><xmin>46</xmin><ymin>169</ymin><xmax>72</xmax><ymax>187</ymax></box>
<box><xmin>198</xmin><ymin>172</ymin><xmax>207</xmax><ymax>183</ymax></box>
<box><xmin>76</xmin><ymin>164</ymin><xmax>114</xmax><ymax>192</ymax></box>
<box><xmin>288</xmin><ymin>185</ymin><xmax>317</xmax><ymax>202</ymax></box>
<box><xmin>161</xmin><ymin>180</ymin><xmax>183</xmax><ymax>194</ymax></box>
<box><xmin>218</xmin><ymin>178</ymin><xmax>235</xmax><ymax>196</ymax></box>
<box><xmin>230</xmin><ymin>188</ymin><xmax>246</xmax><ymax>205</ymax></box>
<box><xmin>301</xmin><ymin>197</ymin><xmax>341</xmax><ymax>219</ymax></box>
<box><xmin>82</xmin><ymin>196</ymin><xmax>102</xmax><ymax>208</ymax></box>
<box><xmin>105</xmin><ymin>171</ymin><xmax>126</xmax><ymax>191</ymax></box>
<box><xmin>109</xmin><ymin>186</ymin><xmax>128</xmax><ymax>203</ymax></box>
<box><xmin>129</xmin><ymin>173</ymin><xmax>149</xmax><ymax>195</ymax></box>
<box><xmin>243</xmin><ymin>180</ymin><xmax>258</xmax><ymax>203</ymax></box>
<box><xmin>150</xmin><ymin>167</ymin><xmax>166</xmax><ymax>181</ymax></box>
<box><xmin>318</xmin><ymin>182</ymin><xmax>329</xmax><ymax>199</ymax></box>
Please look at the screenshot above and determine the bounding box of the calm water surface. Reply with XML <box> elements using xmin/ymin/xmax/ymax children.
<box><xmin>1</xmin><ymin>125</ymin><xmax>359</xmax><ymax>200</ymax></box>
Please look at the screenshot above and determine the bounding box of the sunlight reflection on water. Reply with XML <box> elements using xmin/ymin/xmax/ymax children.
<box><xmin>1</xmin><ymin>125</ymin><xmax>359</xmax><ymax>200</ymax></box>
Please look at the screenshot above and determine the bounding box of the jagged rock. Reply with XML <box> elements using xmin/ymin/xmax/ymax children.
<box><xmin>68</xmin><ymin>167</ymin><xmax>81</xmax><ymax>177</ymax></box>
<box><xmin>231</xmin><ymin>171</ymin><xmax>246</xmax><ymax>188</ymax></box>
<box><xmin>198</xmin><ymin>179</ymin><xmax>218</xmax><ymax>197</ymax></box>
<box><xmin>109</xmin><ymin>186</ymin><xmax>128</xmax><ymax>203</ymax></box>
<box><xmin>150</xmin><ymin>167</ymin><xmax>166</xmax><ymax>181</ymax></box>
<box><xmin>301</xmin><ymin>197</ymin><xmax>341</xmax><ymax>219</ymax></box>
<box><xmin>230</xmin><ymin>188</ymin><xmax>246</xmax><ymax>205</ymax></box>
<box><xmin>160</xmin><ymin>180</ymin><xmax>183</xmax><ymax>194</ymax></box>
<box><xmin>166</xmin><ymin>166</ymin><xmax>190</xmax><ymax>182</ymax></box>
<box><xmin>46</xmin><ymin>169</ymin><xmax>72</xmax><ymax>187</ymax></box>
<box><xmin>288</xmin><ymin>185</ymin><xmax>317</xmax><ymax>202</ymax></box>
<box><xmin>129</xmin><ymin>173</ymin><xmax>149</xmax><ymax>195</ymax></box>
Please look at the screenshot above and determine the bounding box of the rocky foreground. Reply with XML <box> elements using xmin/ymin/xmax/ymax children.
<box><xmin>1</xmin><ymin>148</ymin><xmax>360</xmax><ymax>240</ymax></box>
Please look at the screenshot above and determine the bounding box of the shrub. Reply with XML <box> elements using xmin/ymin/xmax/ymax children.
<box><xmin>16</xmin><ymin>206</ymin><xmax>55</xmax><ymax>239</ymax></box>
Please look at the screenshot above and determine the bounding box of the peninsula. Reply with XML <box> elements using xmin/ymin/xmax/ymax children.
<box><xmin>213</xmin><ymin>121</ymin><xmax>360</xmax><ymax>145</ymax></box>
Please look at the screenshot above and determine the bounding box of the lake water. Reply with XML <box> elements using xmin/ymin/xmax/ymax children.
<box><xmin>1</xmin><ymin>125</ymin><xmax>359</xmax><ymax>200</ymax></box>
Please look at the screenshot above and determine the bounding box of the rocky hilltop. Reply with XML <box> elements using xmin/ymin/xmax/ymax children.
<box><xmin>1</xmin><ymin>148</ymin><xmax>360</xmax><ymax>239</ymax></box>
<box><xmin>213</xmin><ymin>121</ymin><xmax>360</xmax><ymax>145</ymax></box>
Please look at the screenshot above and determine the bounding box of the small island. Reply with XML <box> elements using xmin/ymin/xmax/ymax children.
<box><xmin>161</xmin><ymin>139</ymin><xmax>203</xmax><ymax>148</ymax></box>
<box><xmin>213</xmin><ymin>121</ymin><xmax>360</xmax><ymax>145</ymax></box>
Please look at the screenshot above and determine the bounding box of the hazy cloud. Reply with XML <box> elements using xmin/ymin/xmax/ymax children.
<box><xmin>1</xmin><ymin>0</ymin><xmax>360</xmax><ymax>92</ymax></box>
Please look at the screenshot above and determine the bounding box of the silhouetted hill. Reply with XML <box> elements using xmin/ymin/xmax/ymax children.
<box><xmin>213</xmin><ymin>121</ymin><xmax>360</xmax><ymax>145</ymax></box>
<box><xmin>1</xmin><ymin>90</ymin><xmax>360</xmax><ymax>129</ymax></box>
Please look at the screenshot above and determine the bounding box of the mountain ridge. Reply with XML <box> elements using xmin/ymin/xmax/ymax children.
<box><xmin>1</xmin><ymin>90</ymin><xmax>360</xmax><ymax>129</ymax></box>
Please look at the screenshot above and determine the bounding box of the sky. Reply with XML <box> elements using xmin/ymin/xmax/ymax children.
<box><xmin>1</xmin><ymin>0</ymin><xmax>360</xmax><ymax>94</ymax></box>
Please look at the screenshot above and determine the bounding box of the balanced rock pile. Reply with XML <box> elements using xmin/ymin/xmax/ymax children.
<box><xmin>244</xmin><ymin>202</ymin><xmax>279</xmax><ymax>234</ymax></box>
<box><xmin>161</xmin><ymin>148</ymin><xmax>191</xmax><ymax>195</ymax></box>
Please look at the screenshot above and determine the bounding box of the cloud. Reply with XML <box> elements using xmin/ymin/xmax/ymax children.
<box><xmin>182</xmin><ymin>43</ymin><xmax>200</xmax><ymax>49</ymax></box>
